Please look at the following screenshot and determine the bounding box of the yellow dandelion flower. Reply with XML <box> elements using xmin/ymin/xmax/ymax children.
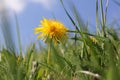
<box><xmin>34</xmin><ymin>18</ymin><xmax>68</xmax><ymax>44</ymax></box>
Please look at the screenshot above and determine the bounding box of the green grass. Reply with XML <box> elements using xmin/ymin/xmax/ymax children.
<box><xmin>0</xmin><ymin>0</ymin><xmax>120</xmax><ymax>80</ymax></box>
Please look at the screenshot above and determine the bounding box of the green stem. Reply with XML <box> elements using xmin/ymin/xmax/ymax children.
<box><xmin>47</xmin><ymin>43</ymin><xmax>51</xmax><ymax>64</ymax></box>
<box><xmin>45</xmin><ymin>41</ymin><xmax>51</xmax><ymax>79</ymax></box>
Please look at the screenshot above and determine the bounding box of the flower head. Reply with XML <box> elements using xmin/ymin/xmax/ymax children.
<box><xmin>34</xmin><ymin>18</ymin><xmax>68</xmax><ymax>44</ymax></box>
<box><xmin>89</xmin><ymin>36</ymin><xmax>98</xmax><ymax>44</ymax></box>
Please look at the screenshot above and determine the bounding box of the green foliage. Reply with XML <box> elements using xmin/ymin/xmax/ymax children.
<box><xmin>0</xmin><ymin>0</ymin><xmax>120</xmax><ymax>80</ymax></box>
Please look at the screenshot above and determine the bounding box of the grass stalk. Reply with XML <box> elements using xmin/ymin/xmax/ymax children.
<box><xmin>100</xmin><ymin>0</ymin><xmax>106</xmax><ymax>37</ymax></box>
<box><xmin>14</xmin><ymin>13</ymin><xmax>22</xmax><ymax>57</ymax></box>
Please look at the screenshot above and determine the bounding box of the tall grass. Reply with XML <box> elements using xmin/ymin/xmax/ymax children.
<box><xmin>0</xmin><ymin>0</ymin><xmax>120</xmax><ymax>80</ymax></box>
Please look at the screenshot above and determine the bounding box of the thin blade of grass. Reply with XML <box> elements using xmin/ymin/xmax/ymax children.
<box><xmin>100</xmin><ymin>0</ymin><xmax>106</xmax><ymax>37</ymax></box>
<box><xmin>0</xmin><ymin>10</ymin><xmax>16</xmax><ymax>56</ymax></box>
<box><xmin>60</xmin><ymin>0</ymin><xmax>80</xmax><ymax>32</ymax></box>
<box><xmin>96</xmin><ymin>0</ymin><xmax>101</xmax><ymax>35</ymax></box>
<box><xmin>14</xmin><ymin>13</ymin><xmax>22</xmax><ymax>57</ymax></box>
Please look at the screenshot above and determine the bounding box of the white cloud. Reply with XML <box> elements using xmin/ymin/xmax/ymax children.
<box><xmin>0</xmin><ymin>0</ymin><xmax>26</xmax><ymax>13</ymax></box>
<box><xmin>5</xmin><ymin>0</ymin><xmax>26</xmax><ymax>12</ymax></box>
<box><xmin>32</xmin><ymin>0</ymin><xmax>56</xmax><ymax>10</ymax></box>
<box><xmin>0</xmin><ymin>0</ymin><xmax>56</xmax><ymax>13</ymax></box>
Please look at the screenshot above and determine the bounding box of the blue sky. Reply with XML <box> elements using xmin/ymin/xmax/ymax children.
<box><xmin>0</xmin><ymin>0</ymin><xmax>120</xmax><ymax>50</ymax></box>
